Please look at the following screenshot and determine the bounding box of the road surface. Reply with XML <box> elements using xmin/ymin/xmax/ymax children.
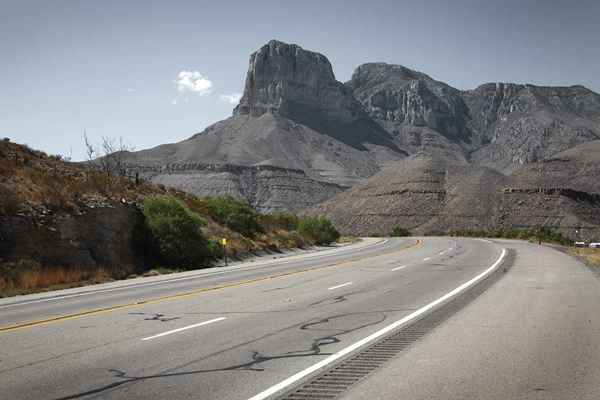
<box><xmin>0</xmin><ymin>237</ymin><xmax>598</xmax><ymax>400</ymax></box>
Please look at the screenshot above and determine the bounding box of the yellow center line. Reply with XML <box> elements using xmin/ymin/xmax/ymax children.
<box><xmin>0</xmin><ymin>239</ymin><xmax>422</xmax><ymax>333</ymax></box>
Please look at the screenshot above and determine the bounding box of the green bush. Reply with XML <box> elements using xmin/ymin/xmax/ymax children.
<box><xmin>142</xmin><ymin>196</ymin><xmax>210</xmax><ymax>268</ymax></box>
<box><xmin>391</xmin><ymin>225</ymin><xmax>411</xmax><ymax>237</ymax></box>
<box><xmin>204</xmin><ymin>196</ymin><xmax>264</xmax><ymax>238</ymax></box>
<box><xmin>298</xmin><ymin>216</ymin><xmax>340</xmax><ymax>245</ymax></box>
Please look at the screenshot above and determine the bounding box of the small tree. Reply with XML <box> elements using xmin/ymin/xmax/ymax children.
<box><xmin>82</xmin><ymin>132</ymin><xmax>134</xmax><ymax>176</ymax></box>
<box><xmin>142</xmin><ymin>196</ymin><xmax>210</xmax><ymax>268</ymax></box>
<box><xmin>391</xmin><ymin>225</ymin><xmax>411</xmax><ymax>237</ymax></box>
<box><xmin>298</xmin><ymin>216</ymin><xmax>340</xmax><ymax>245</ymax></box>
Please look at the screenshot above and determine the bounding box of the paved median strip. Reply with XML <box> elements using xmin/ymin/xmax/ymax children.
<box><xmin>141</xmin><ymin>317</ymin><xmax>226</xmax><ymax>341</ymax></box>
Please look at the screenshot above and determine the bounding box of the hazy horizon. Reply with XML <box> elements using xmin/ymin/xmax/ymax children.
<box><xmin>2</xmin><ymin>0</ymin><xmax>599</xmax><ymax>160</ymax></box>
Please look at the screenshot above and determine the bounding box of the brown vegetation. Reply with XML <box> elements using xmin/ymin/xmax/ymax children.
<box><xmin>569</xmin><ymin>248</ymin><xmax>600</xmax><ymax>268</ymax></box>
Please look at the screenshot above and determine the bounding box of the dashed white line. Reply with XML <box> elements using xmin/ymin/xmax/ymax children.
<box><xmin>246</xmin><ymin>248</ymin><xmax>507</xmax><ymax>400</ymax></box>
<box><xmin>141</xmin><ymin>317</ymin><xmax>226</xmax><ymax>341</ymax></box>
<box><xmin>423</xmin><ymin>257</ymin><xmax>431</xmax><ymax>261</ymax></box>
<box><xmin>391</xmin><ymin>265</ymin><xmax>407</xmax><ymax>272</ymax></box>
<box><xmin>328</xmin><ymin>282</ymin><xmax>353</xmax><ymax>290</ymax></box>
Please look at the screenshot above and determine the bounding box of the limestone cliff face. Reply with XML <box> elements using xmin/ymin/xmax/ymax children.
<box><xmin>464</xmin><ymin>83</ymin><xmax>600</xmax><ymax>172</ymax></box>
<box><xmin>350</xmin><ymin>64</ymin><xmax>600</xmax><ymax>173</ymax></box>
<box><xmin>235</xmin><ymin>40</ymin><xmax>338</xmax><ymax>118</ymax></box>
<box><xmin>234</xmin><ymin>40</ymin><xmax>401</xmax><ymax>152</ymax></box>
<box><xmin>348</xmin><ymin>63</ymin><xmax>473</xmax><ymax>159</ymax></box>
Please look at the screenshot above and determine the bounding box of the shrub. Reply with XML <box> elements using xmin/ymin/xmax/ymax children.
<box><xmin>298</xmin><ymin>216</ymin><xmax>340</xmax><ymax>245</ymax></box>
<box><xmin>391</xmin><ymin>225</ymin><xmax>411</xmax><ymax>237</ymax></box>
<box><xmin>142</xmin><ymin>196</ymin><xmax>210</xmax><ymax>268</ymax></box>
<box><xmin>259</xmin><ymin>212</ymin><xmax>299</xmax><ymax>231</ymax></box>
<box><xmin>203</xmin><ymin>196</ymin><xmax>264</xmax><ymax>238</ymax></box>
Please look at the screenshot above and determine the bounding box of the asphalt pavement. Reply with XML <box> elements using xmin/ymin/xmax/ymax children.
<box><xmin>1</xmin><ymin>237</ymin><xmax>596</xmax><ymax>400</ymax></box>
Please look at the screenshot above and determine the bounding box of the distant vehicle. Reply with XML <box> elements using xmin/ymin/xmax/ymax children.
<box><xmin>590</xmin><ymin>243</ymin><xmax>600</xmax><ymax>249</ymax></box>
<box><xmin>574</xmin><ymin>241</ymin><xmax>586</xmax><ymax>247</ymax></box>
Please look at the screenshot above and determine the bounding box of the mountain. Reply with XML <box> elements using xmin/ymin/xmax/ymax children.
<box><xmin>348</xmin><ymin>63</ymin><xmax>600</xmax><ymax>172</ymax></box>
<box><xmin>122</xmin><ymin>41</ymin><xmax>408</xmax><ymax>212</ymax></box>
<box><xmin>120</xmin><ymin>40</ymin><xmax>600</xmax><ymax>224</ymax></box>
<box><xmin>348</xmin><ymin>63</ymin><xmax>473</xmax><ymax>161</ymax></box>
<box><xmin>464</xmin><ymin>83</ymin><xmax>600</xmax><ymax>172</ymax></box>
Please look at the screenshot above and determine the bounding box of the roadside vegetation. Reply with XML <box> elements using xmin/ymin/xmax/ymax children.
<box><xmin>569</xmin><ymin>248</ymin><xmax>600</xmax><ymax>269</ymax></box>
<box><xmin>298</xmin><ymin>216</ymin><xmax>340</xmax><ymax>245</ymax></box>
<box><xmin>447</xmin><ymin>227</ymin><xmax>573</xmax><ymax>246</ymax></box>
<box><xmin>0</xmin><ymin>139</ymin><xmax>342</xmax><ymax>296</ymax></box>
<box><xmin>391</xmin><ymin>225</ymin><xmax>411</xmax><ymax>237</ymax></box>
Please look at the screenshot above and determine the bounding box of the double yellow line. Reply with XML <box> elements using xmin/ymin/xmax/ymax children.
<box><xmin>0</xmin><ymin>239</ymin><xmax>422</xmax><ymax>333</ymax></box>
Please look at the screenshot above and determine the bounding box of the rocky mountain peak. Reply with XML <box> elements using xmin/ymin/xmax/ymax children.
<box><xmin>234</xmin><ymin>40</ymin><xmax>337</xmax><ymax>117</ymax></box>
<box><xmin>349</xmin><ymin>63</ymin><xmax>433</xmax><ymax>89</ymax></box>
<box><xmin>234</xmin><ymin>40</ymin><xmax>401</xmax><ymax>153</ymax></box>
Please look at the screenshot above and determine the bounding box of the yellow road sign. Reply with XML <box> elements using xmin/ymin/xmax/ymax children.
<box><xmin>221</xmin><ymin>238</ymin><xmax>227</xmax><ymax>246</ymax></box>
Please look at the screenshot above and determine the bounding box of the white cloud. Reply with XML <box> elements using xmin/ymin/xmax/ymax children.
<box><xmin>219</xmin><ymin>93</ymin><xmax>243</xmax><ymax>105</ymax></box>
<box><xmin>175</xmin><ymin>70</ymin><xmax>212</xmax><ymax>95</ymax></box>
<box><xmin>127</xmin><ymin>88</ymin><xmax>136</xmax><ymax>93</ymax></box>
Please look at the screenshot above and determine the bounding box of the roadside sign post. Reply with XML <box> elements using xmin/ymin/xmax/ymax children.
<box><xmin>221</xmin><ymin>238</ymin><xmax>228</xmax><ymax>266</ymax></box>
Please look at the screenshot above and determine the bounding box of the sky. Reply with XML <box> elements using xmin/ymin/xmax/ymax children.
<box><xmin>2</xmin><ymin>0</ymin><xmax>599</xmax><ymax>160</ymax></box>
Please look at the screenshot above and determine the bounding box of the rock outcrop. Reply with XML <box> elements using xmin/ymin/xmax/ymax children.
<box><xmin>464</xmin><ymin>83</ymin><xmax>600</xmax><ymax>172</ymax></box>
<box><xmin>0</xmin><ymin>205</ymin><xmax>144</xmax><ymax>271</ymax></box>
<box><xmin>349</xmin><ymin>64</ymin><xmax>600</xmax><ymax>172</ymax></box>
<box><xmin>348</xmin><ymin>63</ymin><xmax>473</xmax><ymax>160</ymax></box>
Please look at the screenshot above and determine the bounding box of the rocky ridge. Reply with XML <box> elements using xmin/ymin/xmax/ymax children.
<box><xmin>121</xmin><ymin>40</ymin><xmax>600</xmax><ymax>222</ymax></box>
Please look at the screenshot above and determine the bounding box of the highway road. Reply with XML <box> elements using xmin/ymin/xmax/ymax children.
<box><xmin>1</xmin><ymin>237</ymin><xmax>599</xmax><ymax>400</ymax></box>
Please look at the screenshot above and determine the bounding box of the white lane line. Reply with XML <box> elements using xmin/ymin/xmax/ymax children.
<box><xmin>1</xmin><ymin>239</ymin><xmax>392</xmax><ymax>309</ymax></box>
<box><xmin>246</xmin><ymin>248</ymin><xmax>507</xmax><ymax>400</ymax></box>
<box><xmin>141</xmin><ymin>317</ymin><xmax>226</xmax><ymax>341</ymax></box>
<box><xmin>439</xmin><ymin>251</ymin><xmax>446</xmax><ymax>255</ymax></box>
<box><xmin>423</xmin><ymin>257</ymin><xmax>431</xmax><ymax>261</ymax></box>
<box><xmin>328</xmin><ymin>282</ymin><xmax>353</xmax><ymax>290</ymax></box>
<box><xmin>391</xmin><ymin>265</ymin><xmax>407</xmax><ymax>272</ymax></box>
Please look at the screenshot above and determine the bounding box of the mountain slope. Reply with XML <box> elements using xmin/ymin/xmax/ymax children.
<box><xmin>310</xmin><ymin>149</ymin><xmax>600</xmax><ymax>240</ymax></box>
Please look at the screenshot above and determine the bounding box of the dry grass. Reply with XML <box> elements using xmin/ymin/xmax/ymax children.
<box><xmin>0</xmin><ymin>260</ymin><xmax>127</xmax><ymax>297</ymax></box>
<box><xmin>570</xmin><ymin>248</ymin><xmax>600</xmax><ymax>268</ymax></box>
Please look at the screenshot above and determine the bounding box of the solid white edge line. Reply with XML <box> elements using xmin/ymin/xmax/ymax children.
<box><xmin>1</xmin><ymin>239</ymin><xmax>392</xmax><ymax>309</ymax></box>
<box><xmin>391</xmin><ymin>265</ymin><xmax>407</xmax><ymax>272</ymax></box>
<box><xmin>328</xmin><ymin>282</ymin><xmax>353</xmax><ymax>290</ymax></box>
<box><xmin>141</xmin><ymin>317</ymin><xmax>226</xmax><ymax>341</ymax></box>
<box><xmin>246</xmin><ymin>248</ymin><xmax>507</xmax><ymax>400</ymax></box>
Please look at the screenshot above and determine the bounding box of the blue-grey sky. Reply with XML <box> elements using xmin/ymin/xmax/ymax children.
<box><xmin>2</xmin><ymin>0</ymin><xmax>599</xmax><ymax>160</ymax></box>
